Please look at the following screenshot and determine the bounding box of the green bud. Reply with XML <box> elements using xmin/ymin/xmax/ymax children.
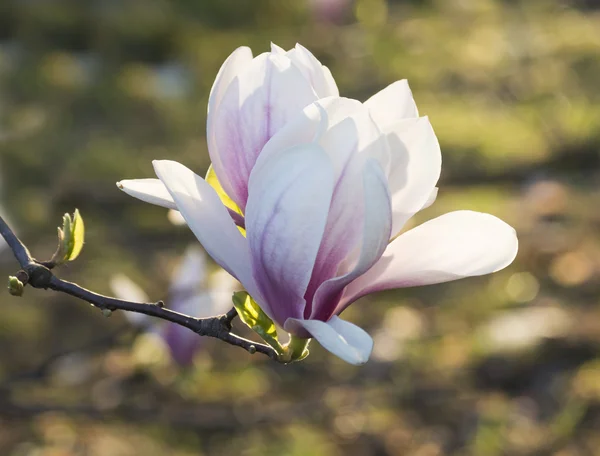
<box><xmin>232</xmin><ymin>291</ymin><xmax>285</xmax><ymax>355</ymax></box>
<box><xmin>7</xmin><ymin>276</ymin><xmax>24</xmax><ymax>297</ymax></box>
<box><xmin>102</xmin><ymin>308</ymin><xmax>112</xmax><ymax>318</ymax></box>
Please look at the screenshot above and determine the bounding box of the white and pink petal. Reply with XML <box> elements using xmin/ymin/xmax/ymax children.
<box><xmin>245</xmin><ymin>144</ymin><xmax>335</xmax><ymax>325</ymax></box>
<box><xmin>385</xmin><ymin>116</ymin><xmax>441</xmax><ymax>236</ymax></box>
<box><xmin>339</xmin><ymin>211</ymin><xmax>518</xmax><ymax>309</ymax></box>
<box><xmin>117</xmin><ymin>178</ymin><xmax>177</xmax><ymax>210</ymax></box>
<box><xmin>311</xmin><ymin>159</ymin><xmax>392</xmax><ymax>321</ymax></box>
<box><xmin>207</xmin><ymin>52</ymin><xmax>318</xmax><ymax>210</ymax></box>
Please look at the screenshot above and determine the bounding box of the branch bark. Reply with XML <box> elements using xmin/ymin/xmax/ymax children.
<box><xmin>0</xmin><ymin>215</ymin><xmax>279</xmax><ymax>361</ymax></box>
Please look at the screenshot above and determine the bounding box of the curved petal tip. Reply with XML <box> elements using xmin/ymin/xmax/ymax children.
<box><xmin>285</xmin><ymin>316</ymin><xmax>373</xmax><ymax>365</ymax></box>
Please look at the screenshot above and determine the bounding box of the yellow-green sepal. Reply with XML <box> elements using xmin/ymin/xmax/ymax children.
<box><xmin>232</xmin><ymin>291</ymin><xmax>285</xmax><ymax>355</ymax></box>
<box><xmin>205</xmin><ymin>164</ymin><xmax>242</xmax><ymax>215</ymax></box>
<box><xmin>282</xmin><ymin>335</ymin><xmax>311</xmax><ymax>363</ymax></box>
<box><xmin>205</xmin><ymin>165</ymin><xmax>246</xmax><ymax>236</ymax></box>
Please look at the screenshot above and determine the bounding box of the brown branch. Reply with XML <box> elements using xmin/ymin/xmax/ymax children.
<box><xmin>0</xmin><ymin>215</ymin><xmax>278</xmax><ymax>361</ymax></box>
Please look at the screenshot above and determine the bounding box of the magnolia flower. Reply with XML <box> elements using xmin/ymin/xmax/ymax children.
<box><xmin>118</xmin><ymin>44</ymin><xmax>518</xmax><ymax>365</ymax></box>
<box><xmin>110</xmin><ymin>247</ymin><xmax>240</xmax><ymax>365</ymax></box>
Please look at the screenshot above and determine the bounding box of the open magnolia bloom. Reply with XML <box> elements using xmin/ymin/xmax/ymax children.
<box><xmin>119</xmin><ymin>93</ymin><xmax>518</xmax><ymax>365</ymax></box>
<box><xmin>110</xmin><ymin>247</ymin><xmax>240</xmax><ymax>365</ymax></box>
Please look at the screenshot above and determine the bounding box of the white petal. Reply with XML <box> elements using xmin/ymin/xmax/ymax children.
<box><xmin>285</xmin><ymin>43</ymin><xmax>339</xmax><ymax>98</ymax></box>
<box><xmin>207</xmin><ymin>46</ymin><xmax>253</xmax><ymax>119</ymax></box>
<box><xmin>365</xmin><ymin>80</ymin><xmax>418</xmax><ymax>129</ymax></box>
<box><xmin>270</xmin><ymin>42</ymin><xmax>286</xmax><ymax>54</ymax></box>
<box><xmin>208</xmin><ymin>52</ymin><xmax>318</xmax><ymax>209</ymax></box>
<box><xmin>340</xmin><ymin>211</ymin><xmax>519</xmax><ymax>308</ymax></box>
<box><xmin>285</xmin><ymin>316</ymin><xmax>373</xmax><ymax>365</ymax></box>
<box><xmin>256</xmin><ymin>97</ymin><xmax>389</xmax><ymax>181</ymax></box>
<box><xmin>385</xmin><ymin>116</ymin><xmax>441</xmax><ymax>236</ymax></box>
<box><xmin>152</xmin><ymin>160</ymin><xmax>263</xmax><ymax>303</ymax></box>
<box><xmin>245</xmin><ymin>144</ymin><xmax>334</xmax><ymax>325</ymax></box>
<box><xmin>252</xmin><ymin>101</ymin><xmax>327</xmax><ymax>177</ymax></box>
<box><xmin>421</xmin><ymin>187</ymin><xmax>438</xmax><ymax>210</ymax></box>
<box><xmin>117</xmin><ymin>178</ymin><xmax>176</xmax><ymax>210</ymax></box>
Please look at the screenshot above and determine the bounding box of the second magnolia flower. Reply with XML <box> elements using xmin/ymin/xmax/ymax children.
<box><xmin>118</xmin><ymin>43</ymin><xmax>518</xmax><ymax>365</ymax></box>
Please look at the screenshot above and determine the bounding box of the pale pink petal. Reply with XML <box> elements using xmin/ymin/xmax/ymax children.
<box><xmin>340</xmin><ymin>211</ymin><xmax>519</xmax><ymax>308</ymax></box>
<box><xmin>254</xmin><ymin>98</ymin><xmax>390</xmax><ymax>314</ymax></box>
<box><xmin>117</xmin><ymin>179</ymin><xmax>177</xmax><ymax>210</ymax></box>
<box><xmin>284</xmin><ymin>316</ymin><xmax>373</xmax><ymax>365</ymax></box>
<box><xmin>286</xmin><ymin>43</ymin><xmax>339</xmax><ymax>98</ymax></box>
<box><xmin>365</xmin><ymin>80</ymin><xmax>418</xmax><ymax>129</ymax></box>
<box><xmin>208</xmin><ymin>53</ymin><xmax>318</xmax><ymax>210</ymax></box>
<box><xmin>207</xmin><ymin>46</ymin><xmax>253</xmax><ymax>120</ymax></box>
<box><xmin>311</xmin><ymin>159</ymin><xmax>392</xmax><ymax>320</ymax></box>
<box><xmin>386</xmin><ymin>116</ymin><xmax>441</xmax><ymax>236</ymax></box>
<box><xmin>252</xmin><ymin>101</ymin><xmax>327</xmax><ymax>176</ymax></box>
<box><xmin>152</xmin><ymin>160</ymin><xmax>263</xmax><ymax>304</ymax></box>
<box><xmin>245</xmin><ymin>144</ymin><xmax>334</xmax><ymax>326</ymax></box>
<box><xmin>256</xmin><ymin>97</ymin><xmax>389</xmax><ymax>177</ymax></box>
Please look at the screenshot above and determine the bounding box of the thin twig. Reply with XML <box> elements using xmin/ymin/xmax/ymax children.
<box><xmin>0</xmin><ymin>215</ymin><xmax>279</xmax><ymax>361</ymax></box>
<box><xmin>0</xmin><ymin>216</ymin><xmax>33</xmax><ymax>268</ymax></box>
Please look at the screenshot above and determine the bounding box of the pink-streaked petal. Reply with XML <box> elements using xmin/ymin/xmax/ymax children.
<box><xmin>365</xmin><ymin>80</ymin><xmax>418</xmax><ymax>129</ymax></box>
<box><xmin>152</xmin><ymin>160</ymin><xmax>263</xmax><ymax>304</ymax></box>
<box><xmin>208</xmin><ymin>52</ymin><xmax>318</xmax><ymax>210</ymax></box>
<box><xmin>286</xmin><ymin>43</ymin><xmax>339</xmax><ymax>98</ymax></box>
<box><xmin>340</xmin><ymin>211</ymin><xmax>519</xmax><ymax>308</ymax></box>
<box><xmin>252</xmin><ymin>101</ymin><xmax>327</xmax><ymax>177</ymax></box>
<box><xmin>253</xmin><ymin>98</ymin><xmax>390</xmax><ymax>314</ymax></box>
<box><xmin>207</xmin><ymin>46</ymin><xmax>253</xmax><ymax>120</ymax></box>
<box><xmin>117</xmin><ymin>178</ymin><xmax>177</xmax><ymax>210</ymax></box>
<box><xmin>284</xmin><ymin>316</ymin><xmax>373</xmax><ymax>365</ymax></box>
<box><xmin>245</xmin><ymin>144</ymin><xmax>334</xmax><ymax>326</ymax></box>
<box><xmin>312</xmin><ymin>159</ymin><xmax>392</xmax><ymax>320</ymax></box>
<box><xmin>386</xmin><ymin>116</ymin><xmax>441</xmax><ymax>236</ymax></box>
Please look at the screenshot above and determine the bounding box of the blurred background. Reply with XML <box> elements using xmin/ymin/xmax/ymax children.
<box><xmin>0</xmin><ymin>0</ymin><xmax>599</xmax><ymax>454</ymax></box>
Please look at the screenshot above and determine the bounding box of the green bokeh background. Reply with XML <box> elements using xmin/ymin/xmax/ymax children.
<box><xmin>1</xmin><ymin>0</ymin><xmax>600</xmax><ymax>454</ymax></box>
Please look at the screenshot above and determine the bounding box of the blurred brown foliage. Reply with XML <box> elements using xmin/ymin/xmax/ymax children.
<box><xmin>1</xmin><ymin>0</ymin><xmax>600</xmax><ymax>455</ymax></box>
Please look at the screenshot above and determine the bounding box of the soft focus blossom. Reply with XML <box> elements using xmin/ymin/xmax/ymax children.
<box><xmin>309</xmin><ymin>0</ymin><xmax>350</xmax><ymax>23</ymax></box>
<box><xmin>118</xmin><ymin>44</ymin><xmax>518</xmax><ymax>365</ymax></box>
<box><xmin>110</xmin><ymin>247</ymin><xmax>240</xmax><ymax>365</ymax></box>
